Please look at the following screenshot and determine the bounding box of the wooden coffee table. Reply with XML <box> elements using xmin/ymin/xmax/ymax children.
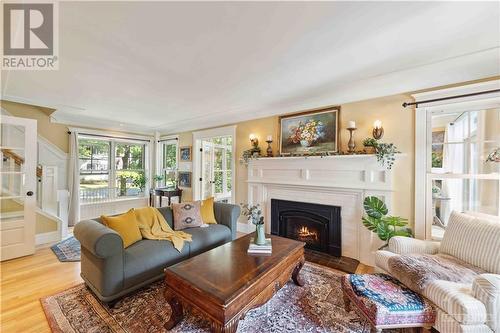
<box><xmin>163</xmin><ymin>234</ymin><xmax>305</xmax><ymax>333</ymax></box>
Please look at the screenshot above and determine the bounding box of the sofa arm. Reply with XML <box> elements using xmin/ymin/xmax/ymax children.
<box><xmin>214</xmin><ymin>202</ymin><xmax>240</xmax><ymax>240</ymax></box>
<box><xmin>74</xmin><ymin>219</ymin><xmax>123</xmax><ymax>258</ymax></box>
<box><xmin>388</xmin><ymin>236</ymin><xmax>440</xmax><ymax>255</ymax></box>
<box><xmin>472</xmin><ymin>274</ymin><xmax>500</xmax><ymax>332</ymax></box>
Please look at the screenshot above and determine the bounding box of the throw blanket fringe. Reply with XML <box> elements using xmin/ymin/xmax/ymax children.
<box><xmin>135</xmin><ymin>207</ymin><xmax>192</xmax><ymax>252</ymax></box>
<box><xmin>388</xmin><ymin>253</ymin><xmax>485</xmax><ymax>294</ymax></box>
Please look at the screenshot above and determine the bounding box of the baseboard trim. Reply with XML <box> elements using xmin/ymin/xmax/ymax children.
<box><xmin>36</xmin><ymin>231</ymin><xmax>61</xmax><ymax>245</ymax></box>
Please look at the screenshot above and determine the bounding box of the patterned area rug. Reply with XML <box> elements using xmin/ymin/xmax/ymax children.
<box><xmin>50</xmin><ymin>236</ymin><xmax>81</xmax><ymax>262</ymax></box>
<box><xmin>41</xmin><ymin>262</ymin><xmax>373</xmax><ymax>333</ymax></box>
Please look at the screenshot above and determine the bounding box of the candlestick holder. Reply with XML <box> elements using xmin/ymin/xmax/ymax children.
<box><xmin>347</xmin><ymin>127</ymin><xmax>357</xmax><ymax>154</ymax></box>
<box><xmin>266</xmin><ymin>140</ymin><xmax>273</xmax><ymax>157</ymax></box>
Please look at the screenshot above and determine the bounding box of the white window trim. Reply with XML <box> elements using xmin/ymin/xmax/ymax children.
<box><xmin>74</xmin><ymin>127</ymin><xmax>154</xmax><ymax>203</ymax></box>
<box><xmin>192</xmin><ymin>125</ymin><xmax>237</xmax><ymax>203</ymax></box>
<box><xmin>413</xmin><ymin>80</ymin><xmax>500</xmax><ymax>240</ymax></box>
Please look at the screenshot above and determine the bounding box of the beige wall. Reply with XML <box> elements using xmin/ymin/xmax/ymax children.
<box><xmin>176</xmin><ymin>93</ymin><xmax>416</xmax><ymax>225</ymax></box>
<box><xmin>1</xmin><ymin>100</ymin><xmax>69</xmax><ymax>153</ymax></box>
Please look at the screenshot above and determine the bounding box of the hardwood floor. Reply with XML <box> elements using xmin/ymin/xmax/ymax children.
<box><xmin>0</xmin><ymin>242</ymin><xmax>373</xmax><ymax>333</ymax></box>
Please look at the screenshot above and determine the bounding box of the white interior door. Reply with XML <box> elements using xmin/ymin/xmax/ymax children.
<box><xmin>0</xmin><ymin>115</ymin><xmax>37</xmax><ymax>261</ymax></box>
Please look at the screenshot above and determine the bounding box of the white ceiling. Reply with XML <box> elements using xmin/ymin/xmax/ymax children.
<box><xmin>2</xmin><ymin>1</ymin><xmax>500</xmax><ymax>134</ymax></box>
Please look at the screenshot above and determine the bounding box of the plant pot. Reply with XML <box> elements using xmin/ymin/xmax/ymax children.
<box><xmin>254</xmin><ymin>224</ymin><xmax>266</xmax><ymax>245</ymax></box>
<box><xmin>364</xmin><ymin>146</ymin><xmax>376</xmax><ymax>154</ymax></box>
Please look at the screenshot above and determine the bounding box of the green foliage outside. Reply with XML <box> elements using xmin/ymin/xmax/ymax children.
<box><xmin>361</xmin><ymin>196</ymin><xmax>412</xmax><ymax>249</ymax></box>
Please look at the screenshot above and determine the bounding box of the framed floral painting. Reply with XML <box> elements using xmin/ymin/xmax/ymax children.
<box><xmin>279</xmin><ymin>107</ymin><xmax>340</xmax><ymax>155</ymax></box>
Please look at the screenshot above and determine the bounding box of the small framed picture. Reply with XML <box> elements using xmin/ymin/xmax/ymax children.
<box><xmin>179</xmin><ymin>146</ymin><xmax>192</xmax><ymax>162</ymax></box>
<box><xmin>178</xmin><ymin>171</ymin><xmax>192</xmax><ymax>188</ymax></box>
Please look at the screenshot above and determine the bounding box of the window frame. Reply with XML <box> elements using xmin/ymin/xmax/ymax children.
<box><xmin>413</xmin><ymin>81</ymin><xmax>500</xmax><ymax>240</ymax></box>
<box><xmin>158</xmin><ymin>136</ymin><xmax>179</xmax><ymax>188</ymax></box>
<box><xmin>77</xmin><ymin>131</ymin><xmax>152</xmax><ymax>204</ymax></box>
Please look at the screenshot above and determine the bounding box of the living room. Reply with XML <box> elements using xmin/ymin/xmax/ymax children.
<box><xmin>1</xmin><ymin>1</ymin><xmax>499</xmax><ymax>333</ymax></box>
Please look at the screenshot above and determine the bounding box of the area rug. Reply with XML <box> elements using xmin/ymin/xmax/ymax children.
<box><xmin>41</xmin><ymin>262</ymin><xmax>373</xmax><ymax>333</ymax></box>
<box><xmin>50</xmin><ymin>236</ymin><xmax>81</xmax><ymax>262</ymax></box>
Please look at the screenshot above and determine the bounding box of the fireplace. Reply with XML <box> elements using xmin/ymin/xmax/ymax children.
<box><xmin>271</xmin><ymin>199</ymin><xmax>341</xmax><ymax>256</ymax></box>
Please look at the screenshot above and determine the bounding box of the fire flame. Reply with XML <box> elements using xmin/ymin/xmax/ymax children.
<box><xmin>297</xmin><ymin>226</ymin><xmax>318</xmax><ymax>241</ymax></box>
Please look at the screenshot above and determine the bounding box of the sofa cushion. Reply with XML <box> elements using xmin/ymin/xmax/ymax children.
<box><xmin>123</xmin><ymin>239</ymin><xmax>189</xmax><ymax>289</ymax></box>
<box><xmin>423</xmin><ymin>280</ymin><xmax>487</xmax><ymax>325</ymax></box>
<box><xmin>440</xmin><ymin>211</ymin><xmax>500</xmax><ymax>274</ymax></box>
<box><xmin>183</xmin><ymin>224</ymin><xmax>231</xmax><ymax>257</ymax></box>
<box><xmin>172</xmin><ymin>201</ymin><xmax>203</xmax><ymax>230</ymax></box>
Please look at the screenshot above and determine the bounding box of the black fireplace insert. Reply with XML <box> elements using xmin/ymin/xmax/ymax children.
<box><xmin>271</xmin><ymin>199</ymin><xmax>341</xmax><ymax>256</ymax></box>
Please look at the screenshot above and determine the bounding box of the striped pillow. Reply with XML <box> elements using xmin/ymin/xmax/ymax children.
<box><xmin>440</xmin><ymin>211</ymin><xmax>500</xmax><ymax>274</ymax></box>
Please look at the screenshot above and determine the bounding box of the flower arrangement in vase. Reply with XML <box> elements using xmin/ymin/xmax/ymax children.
<box><xmin>289</xmin><ymin>119</ymin><xmax>325</xmax><ymax>148</ymax></box>
<box><xmin>241</xmin><ymin>203</ymin><xmax>266</xmax><ymax>245</ymax></box>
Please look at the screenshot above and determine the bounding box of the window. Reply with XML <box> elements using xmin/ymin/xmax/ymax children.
<box><xmin>115</xmin><ymin>142</ymin><xmax>146</xmax><ymax>198</ymax></box>
<box><xmin>414</xmin><ymin>82</ymin><xmax>500</xmax><ymax>240</ymax></box>
<box><xmin>201</xmin><ymin>135</ymin><xmax>233</xmax><ymax>202</ymax></box>
<box><xmin>78</xmin><ymin>135</ymin><xmax>149</xmax><ymax>203</ymax></box>
<box><xmin>160</xmin><ymin>138</ymin><xmax>178</xmax><ymax>187</ymax></box>
<box><xmin>428</xmin><ymin>109</ymin><xmax>499</xmax><ymax>239</ymax></box>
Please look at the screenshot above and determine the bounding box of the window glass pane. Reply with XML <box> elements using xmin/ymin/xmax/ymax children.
<box><xmin>226</xmin><ymin>170</ymin><xmax>232</xmax><ymax>192</ymax></box>
<box><xmin>79</xmin><ymin>139</ymin><xmax>110</xmax><ymax>173</ymax></box>
<box><xmin>431</xmin><ymin>178</ymin><xmax>499</xmax><ymax>239</ymax></box>
<box><xmin>115</xmin><ymin>143</ymin><xmax>144</xmax><ymax>170</ymax></box>
<box><xmin>116</xmin><ymin>170</ymin><xmax>145</xmax><ymax>197</ymax></box>
<box><xmin>164</xmin><ymin>170</ymin><xmax>177</xmax><ymax>188</ymax></box>
<box><xmin>214</xmin><ymin>147</ymin><xmax>223</xmax><ymax>170</ymax></box>
<box><xmin>80</xmin><ymin>174</ymin><xmax>110</xmax><ymax>203</ymax></box>
<box><xmin>214</xmin><ymin>171</ymin><xmax>223</xmax><ymax>194</ymax></box>
<box><xmin>163</xmin><ymin>143</ymin><xmax>177</xmax><ymax>169</ymax></box>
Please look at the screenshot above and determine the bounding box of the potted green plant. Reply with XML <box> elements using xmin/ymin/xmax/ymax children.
<box><xmin>241</xmin><ymin>203</ymin><xmax>266</xmax><ymax>245</ymax></box>
<box><xmin>153</xmin><ymin>174</ymin><xmax>164</xmax><ymax>188</ymax></box>
<box><xmin>362</xmin><ymin>137</ymin><xmax>379</xmax><ymax>154</ymax></box>
<box><xmin>375</xmin><ymin>142</ymin><xmax>400</xmax><ymax>170</ymax></box>
<box><xmin>361</xmin><ymin>196</ymin><xmax>412</xmax><ymax>250</ymax></box>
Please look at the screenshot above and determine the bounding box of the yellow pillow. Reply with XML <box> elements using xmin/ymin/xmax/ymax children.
<box><xmin>101</xmin><ymin>209</ymin><xmax>142</xmax><ymax>248</ymax></box>
<box><xmin>200</xmin><ymin>197</ymin><xmax>217</xmax><ymax>224</ymax></box>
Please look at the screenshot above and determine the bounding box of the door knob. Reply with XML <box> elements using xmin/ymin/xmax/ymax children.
<box><xmin>26</xmin><ymin>191</ymin><xmax>34</xmax><ymax>196</ymax></box>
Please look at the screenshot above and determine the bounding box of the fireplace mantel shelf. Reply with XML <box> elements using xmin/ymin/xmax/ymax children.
<box><xmin>248</xmin><ymin>153</ymin><xmax>405</xmax><ymax>162</ymax></box>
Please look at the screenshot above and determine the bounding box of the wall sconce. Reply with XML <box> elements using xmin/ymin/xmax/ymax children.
<box><xmin>373</xmin><ymin>120</ymin><xmax>384</xmax><ymax>139</ymax></box>
<box><xmin>249</xmin><ymin>134</ymin><xmax>259</xmax><ymax>148</ymax></box>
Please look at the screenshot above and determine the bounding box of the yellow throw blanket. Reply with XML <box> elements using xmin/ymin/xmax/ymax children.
<box><xmin>134</xmin><ymin>207</ymin><xmax>192</xmax><ymax>252</ymax></box>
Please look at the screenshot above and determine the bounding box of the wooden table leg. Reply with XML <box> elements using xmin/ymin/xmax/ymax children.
<box><xmin>168</xmin><ymin>195</ymin><xmax>171</xmax><ymax>206</ymax></box>
<box><xmin>164</xmin><ymin>289</ymin><xmax>183</xmax><ymax>330</ymax></box>
<box><xmin>211</xmin><ymin>319</ymin><xmax>239</xmax><ymax>333</ymax></box>
<box><xmin>159</xmin><ymin>195</ymin><xmax>162</xmax><ymax>207</ymax></box>
<box><xmin>292</xmin><ymin>260</ymin><xmax>305</xmax><ymax>286</ymax></box>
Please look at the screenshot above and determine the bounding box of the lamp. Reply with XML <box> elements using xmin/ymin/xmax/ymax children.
<box><xmin>249</xmin><ymin>134</ymin><xmax>259</xmax><ymax>148</ymax></box>
<box><xmin>373</xmin><ymin>120</ymin><xmax>384</xmax><ymax>139</ymax></box>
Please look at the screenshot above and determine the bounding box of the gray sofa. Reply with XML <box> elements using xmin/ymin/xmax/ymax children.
<box><xmin>74</xmin><ymin>202</ymin><xmax>240</xmax><ymax>303</ymax></box>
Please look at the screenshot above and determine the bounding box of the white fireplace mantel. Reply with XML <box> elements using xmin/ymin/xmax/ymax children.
<box><xmin>246</xmin><ymin>155</ymin><xmax>396</xmax><ymax>266</ymax></box>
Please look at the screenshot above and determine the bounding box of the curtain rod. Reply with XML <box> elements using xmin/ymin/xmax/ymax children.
<box><xmin>158</xmin><ymin>137</ymin><xmax>178</xmax><ymax>142</ymax></box>
<box><xmin>402</xmin><ymin>89</ymin><xmax>500</xmax><ymax>108</ymax></box>
<box><xmin>67</xmin><ymin>131</ymin><xmax>151</xmax><ymax>143</ymax></box>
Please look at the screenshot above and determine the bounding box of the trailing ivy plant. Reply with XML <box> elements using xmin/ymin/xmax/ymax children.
<box><xmin>375</xmin><ymin>143</ymin><xmax>400</xmax><ymax>169</ymax></box>
<box><xmin>362</xmin><ymin>196</ymin><xmax>412</xmax><ymax>249</ymax></box>
<box><xmin>362</xmin><ymin>137</ymin><xmax>379</xmax><ymax>147</ymax></box>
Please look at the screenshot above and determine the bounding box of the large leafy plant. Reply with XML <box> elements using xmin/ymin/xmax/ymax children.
<box><xmin>362</xmin><ymin>196</ymin><xmax>412</xmax><ymax>249</ymax></box>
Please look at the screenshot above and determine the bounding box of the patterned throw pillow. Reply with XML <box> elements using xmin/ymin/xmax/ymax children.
<box><xmin>172</xmin><ymin>201</ymin><xmax>203</xmax><ymax>230</ymax></box>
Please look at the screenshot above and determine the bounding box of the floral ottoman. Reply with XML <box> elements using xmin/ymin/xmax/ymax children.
<box><xmin>341</xmin><ymin>274</ymin><xmax>436</xmax><ymax>333</ymax></box>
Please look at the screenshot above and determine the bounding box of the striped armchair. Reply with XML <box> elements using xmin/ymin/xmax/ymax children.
<box><xmin>375</xmin><ymin>211</ymin><xmax>500</xmax><ymax>333</ymax></box>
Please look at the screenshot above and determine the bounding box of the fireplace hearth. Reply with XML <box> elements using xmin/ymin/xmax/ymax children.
<box><xmin>271</xmin><ymin>199</ymin><xmax>341</xmax><ymax>257</ymax></box>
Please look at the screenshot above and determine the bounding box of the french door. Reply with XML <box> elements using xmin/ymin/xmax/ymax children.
<box><xmin>201</xmin><ymin>136</ymin><xmax>233</xmax><ymax>202</ymax></box>
<box><xmin>0</xmin><ymin>115</ymin><xmax>37</xmax><ymax>261</ymax></box>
